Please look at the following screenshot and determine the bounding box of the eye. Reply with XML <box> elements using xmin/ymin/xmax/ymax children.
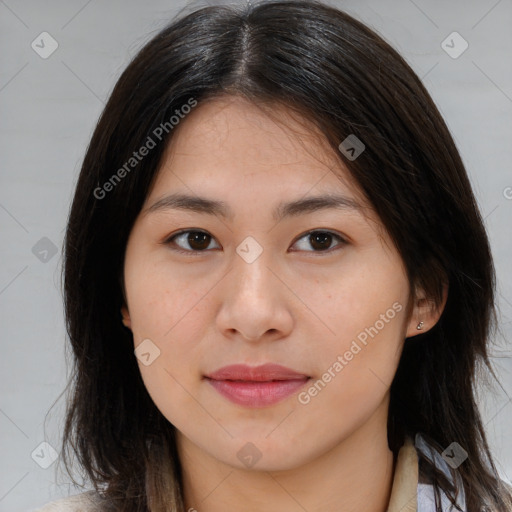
<box><xmin>163</xmin><ymin>229</ymin><xmax>347</xmax><ymax>255</ymax></box>
<box><xmin>291</xmin><ymin>230</ymin><xmax>347</xmax><ymax>253</ymax></box>
<box><xmin>164</xmin><ymin>230</ymin><xmax>220</xmax><ymax>255</ymax></box>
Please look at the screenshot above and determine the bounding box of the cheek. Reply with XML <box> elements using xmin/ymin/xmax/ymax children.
<box><xmin>306</xmin><ymin>253</ymin><xmax>409</xmax><ymax>346</ymax></box>
<box><xmin>126</xmin><ymin>257</ymin><xmax>211</xmax><ymax>342</ymax></box>
<box><xmin>300</xmin><ymin>253</ymin><xmax>408</xmax><ymax>399</ymax></box>
<box><xmin>296</xmin><ymin>302</ymin><xmax>406</xmax><ymax>443</ymax></box>
<box><xmin>308</xmin><ymin>300</ymin><xmax>406</xmax><ymax>396</ymax></box>
<box><xmin>129</xmin><ymin>277</ymin><xmax>211</xmax><ymax>431</ymax></box>
<box><xmin>137</xmin><ymin>359</ymin><xmax>207</xmax><ymax>439</ymax></box>
<box><xmin>126</xmin><ymin>261</ymin><xmax>213</xmax><ymax>390</ymax></box>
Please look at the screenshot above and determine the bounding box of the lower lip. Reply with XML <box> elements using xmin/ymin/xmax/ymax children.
<box><xmin>207</xmin><ymin>378</ymin><xmax>310</xmax><ymax>407</ymax></box>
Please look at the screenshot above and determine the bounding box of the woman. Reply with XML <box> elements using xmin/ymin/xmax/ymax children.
<box><xmin>34</xmin><ymin>0</ymin><xmax>512</xmax><ymax>510</ymax></box>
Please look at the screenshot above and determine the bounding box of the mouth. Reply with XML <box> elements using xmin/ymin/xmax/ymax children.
<box><xmin>205</xmin><ymin>363</ymin><xmax>311</xmax><ymax>408</ymax></box>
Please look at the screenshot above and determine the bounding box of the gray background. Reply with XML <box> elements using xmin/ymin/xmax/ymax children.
<box><xmin>1</xmin><ymin>0</ymin><xmax>511</xmax><ymax>510</ymax></box>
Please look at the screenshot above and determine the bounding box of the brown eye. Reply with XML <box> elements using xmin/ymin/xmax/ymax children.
<box><xmin>185</xmin><ymin>231</ymin><xmax>211</xmax><ymax>251</ymax></box>
<box><xmin>166</xmin><ymin>230</ymin><xmax>220</xmax><ymax>254</ymax></box>
<box><xmin>164</xmin><ymin>229</ymin><xmax>347</xmax><ymax>256</ymax></box>
<box><xmin>291</xmin><ymin>230</ymin><xmax>346</xmax><ymax>253</ymax></box>
<box><xmin>310</xmin><ymin>232</ymin><xmax>333</xmax><ymax>251</ymax></box>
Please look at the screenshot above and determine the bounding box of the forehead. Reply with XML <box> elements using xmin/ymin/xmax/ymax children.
<box><xmin>150</xmin><ymin>95</ymin><xmax>367</xmax><ymax>207</ymax></box>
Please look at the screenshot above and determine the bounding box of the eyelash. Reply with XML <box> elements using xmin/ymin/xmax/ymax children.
<box><xmin>162</xmin><ymin>229</ymin><xmax>348</xmax><ymax>256</ymax></box>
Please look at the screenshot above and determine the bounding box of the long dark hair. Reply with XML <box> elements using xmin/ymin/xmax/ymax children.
<box><xmin>59</xmin><ymin>1</ymin><xmax>512</xmax><ymax>510</ymax></box>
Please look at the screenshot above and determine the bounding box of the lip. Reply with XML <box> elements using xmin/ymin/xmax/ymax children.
<box><xmin>205</xmin><ymin>364</ymin><xmax>310</xmax><ymax>408</ymax></box>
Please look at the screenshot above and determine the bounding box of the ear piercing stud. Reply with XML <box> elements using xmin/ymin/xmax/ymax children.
<box><xmin>416</xmin><ymin>321</ymin><xmax>424</xmax><ymax>330</ymax></box>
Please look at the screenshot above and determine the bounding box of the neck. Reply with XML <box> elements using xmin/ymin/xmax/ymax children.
<box><xmin>177</xmin><ymin>397</ymin><xmax>395</xmax><ymax>512</ymax></box>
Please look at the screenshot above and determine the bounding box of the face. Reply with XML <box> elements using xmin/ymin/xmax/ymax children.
<box><xmin>121</xmin><ymin>95</ymin><xmax>427</xmax><ymax>472</ymax></box>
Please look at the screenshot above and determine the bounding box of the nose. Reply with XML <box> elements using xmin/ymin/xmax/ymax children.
<box><xmin>216</xmin><ymin>250</ymin><xmax>294</xmax><ymax>343</ymax></box>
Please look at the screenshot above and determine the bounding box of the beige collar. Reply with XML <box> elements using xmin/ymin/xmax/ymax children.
<box><xmin>387</xmin><ymin>436</ymin><xmax>418</xmax><ymax>512</ymax></box>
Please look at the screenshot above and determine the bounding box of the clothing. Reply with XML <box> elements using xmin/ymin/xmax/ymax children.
<box><xmin>389</xmin><ymin>433</ymin><xmax>466</xmax><ymax>512</ymax></box>
<box><xmin>30</xmin><ymin>433</ymin><xmax>465</xmax><ymax>511</ymax></box>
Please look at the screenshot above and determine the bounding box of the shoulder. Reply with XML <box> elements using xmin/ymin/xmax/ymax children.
<box><xmin>30</xmin><ymin>490</ymin><xmax>106</xmax><ymax>512</ymax></box>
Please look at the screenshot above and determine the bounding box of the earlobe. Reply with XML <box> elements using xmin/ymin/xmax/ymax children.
<box><xmin>121</xmin><ymin>305</ymin><xmax>132</xmax><ymax>330</ymax></box>
<box><xmin>406</xmin><ymin>283</ymin><xmax>448</xmax><ymax>338</ymax></box>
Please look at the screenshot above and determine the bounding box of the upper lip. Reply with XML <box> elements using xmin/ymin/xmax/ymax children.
<box><xmin>206</xmin><ymin>363</ymin><xmax>309</xmax><ymax>381</ymax></box>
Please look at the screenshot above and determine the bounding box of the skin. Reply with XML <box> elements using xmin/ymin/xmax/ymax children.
<box><xmin>121</xmin><ymin>95</ymin><xmax>445</xmax><ymax>512</ymax></box>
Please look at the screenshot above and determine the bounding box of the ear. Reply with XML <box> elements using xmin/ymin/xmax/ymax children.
<box><xmin>406</xmin><ymin>283</ymin><xmax>448</xmax><ymax>338</ymax></box>
<box><xmin>121</xmin><ymin>304</ymin><xmax>132</xmax><ymax>330</ymax></box>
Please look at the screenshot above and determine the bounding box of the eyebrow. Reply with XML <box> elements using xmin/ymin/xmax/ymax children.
<box><xmin>143</xmin><ymin>192</ymin><xmax>362</xmax><ymax>222</ymax></box>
